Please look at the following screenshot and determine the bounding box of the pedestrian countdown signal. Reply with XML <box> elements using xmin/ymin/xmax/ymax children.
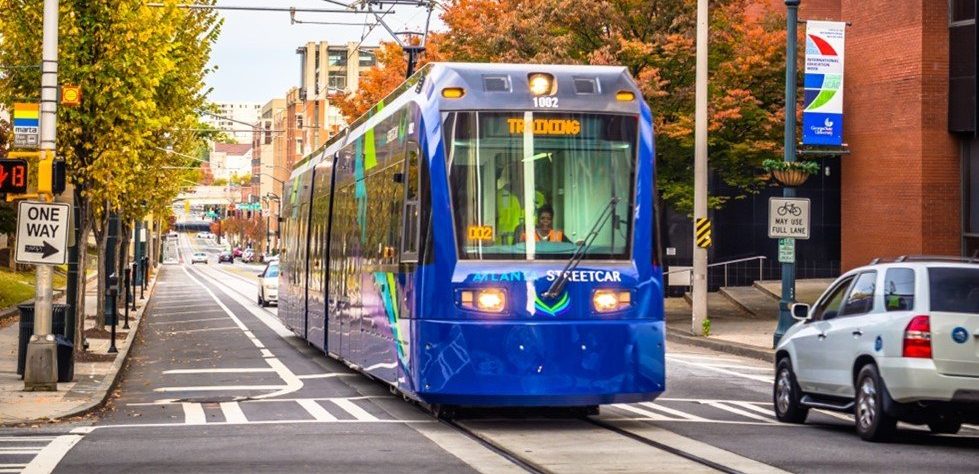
<box><xmin>0</xmin><ymin>160</ymin><xmax>29</xmax><ymax>194</ymax></box>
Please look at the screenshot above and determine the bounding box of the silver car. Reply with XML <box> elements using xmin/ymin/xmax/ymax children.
<box><xmin>774</xmin><ymin>257</ymin><xmax>979</xmax><ymax>441</ymax></box>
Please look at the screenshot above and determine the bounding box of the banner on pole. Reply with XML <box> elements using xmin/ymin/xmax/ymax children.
<box><xmin>802</xmin><ymin>21</ymin><xmax>845</xmax><ymax>146</ymax></box>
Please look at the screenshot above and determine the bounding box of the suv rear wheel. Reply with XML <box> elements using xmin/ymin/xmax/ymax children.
<box><xmin>855</xmin><ymin>364</ymin><xmax>897</xmax><ymax>441</ymax></box>
<box><xmin>774</xmin><ymin>357</ymin><xmax>809</xmax><ymax>423</ymax></box>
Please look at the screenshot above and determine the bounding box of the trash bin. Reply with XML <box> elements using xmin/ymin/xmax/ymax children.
<box><xmin>16</xmin><ymin>303</ymin><xmax>72</xmax><ymax>382</ymax></box>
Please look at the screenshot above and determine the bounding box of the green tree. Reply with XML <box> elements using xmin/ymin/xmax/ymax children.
<box><xmin>0</xmin><ymin>0</ymin><xmax>220</xmax><ymax>336</ymax></box>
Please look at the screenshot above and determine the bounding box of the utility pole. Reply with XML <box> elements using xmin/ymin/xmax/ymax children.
<box><xmin>691</xmin><ymin>0</ymin><xmax>709</xmax><ymax>336</ymax></box>
<box><xmin>774</xmin><ymin>0</ymin><xmax>801</xmax><ymax>346</ymax></box>
<box><xmin>24</xmin><ymin>0</ymin><xmax>60</xmax><ymax>391</ymax></box>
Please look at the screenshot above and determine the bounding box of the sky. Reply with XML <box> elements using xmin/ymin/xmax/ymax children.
<box><xmin>204</xmin><ymin>0</ymin><xmax>445</xmax><ymax>103</ymax></box>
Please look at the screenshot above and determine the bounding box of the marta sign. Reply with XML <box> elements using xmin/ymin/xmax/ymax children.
<box><xmin>15</xmin><ymin>201</ymin><xmax>70</xmax><ymax>265</ymax></box>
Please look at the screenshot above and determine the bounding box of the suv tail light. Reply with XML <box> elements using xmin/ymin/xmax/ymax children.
<box><xmin>902</xmin><ymin>315</ymin><xmax>932</xmax><ymax>359</ymax></box>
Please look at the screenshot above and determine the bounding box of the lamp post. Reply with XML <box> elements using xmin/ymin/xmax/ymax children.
<box><xmin>264</xmin><ymin>192</ymin><xmax>280</xmax><ymax>256</ymax></box>
<box><xmin>774</xmin><ymin>0</ymin><xmax>801</xmax><ymax>347</ymax></box>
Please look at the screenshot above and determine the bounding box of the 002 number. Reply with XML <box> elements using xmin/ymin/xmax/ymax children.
<box><xmin>533</xmin><ymin>97</ymin><xmax>559</xmax><ymax>108</ymax></box>
<box><xmin>467</xmin><ymin>225</ymin><xmax>494</xmax><ymax>242</ymax></box>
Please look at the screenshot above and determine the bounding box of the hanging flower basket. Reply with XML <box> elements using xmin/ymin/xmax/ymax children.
<box><xmin>762</xmin><ymin>159</ymin><xmax>820</xmax><ymax>187</ymax></box>
<box><xmin>772</xmin><ymin>169</ymin><xmax>810</xmax><ymax>186</ymax></box>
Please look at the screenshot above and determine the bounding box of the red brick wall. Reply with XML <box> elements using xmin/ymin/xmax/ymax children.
<box><xmin>802</xmin><ymin>0</ymin><xmax>960</xmax><ymax>269</ymax></box>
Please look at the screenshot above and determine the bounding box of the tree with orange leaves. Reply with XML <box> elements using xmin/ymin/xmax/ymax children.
<box><xmin>333</xmin><ymin>0</ymin><xmax>787</xmax><ymax>212</ymax></box>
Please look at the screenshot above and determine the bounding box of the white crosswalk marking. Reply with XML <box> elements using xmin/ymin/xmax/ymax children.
<box><xmin>297</xmin><ymin>399</ymin><xmax>338</xmax><ymax>421</ymax></box>
<box><xmin>330</xmin><ymin>398</ymin><xmax>379</xmax><ymax>421</ymax></box>
<box><xmin>182</xmin><ymin>402</ymin><xmax>207</xmax><ymax>425</ymax></box>
<box><xmin>612</xmin><ymin>403</ymin><xmax>675</xmax><ymax>421</ymax></box>
<box><xmin>219</xmin><ymin>402</ymin><xmax>248</xmax><ymax>423</ymax></box>
<box><xmin>703</xmin><ymin>401</ymin><xmax>778</xmax><ymax>423</ymax></box>
<box><xmin>640</xmin><ymin>402</ymin><xmax>708</xmax><ymax>421</ymax></box>
<box><xmin>729</xmin><ymin>401</ymin><xmax>776</xmax><ymax>417</ymax></box>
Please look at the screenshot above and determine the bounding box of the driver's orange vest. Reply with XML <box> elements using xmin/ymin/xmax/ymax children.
<box><xmin>526</xmin><ymin>229</ymin><xmax>564</xmax><ymax>242</ymax></box>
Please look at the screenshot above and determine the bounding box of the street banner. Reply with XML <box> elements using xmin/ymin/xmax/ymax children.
<box><xmin>802</xmin><ymin>21</ymin><xmax>845</xmax><ymax>146</ymax></box>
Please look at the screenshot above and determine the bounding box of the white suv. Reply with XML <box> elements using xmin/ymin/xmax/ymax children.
<box><xmin>774</xmin><ymin>257</ymin><xmax>979</xmax><ymax>441</ymax></box>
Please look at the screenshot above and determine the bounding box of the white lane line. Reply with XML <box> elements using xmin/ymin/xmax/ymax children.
<box><xmin>128</xmin><ymin>395</ymin><xmax>391</xmax><ymax>406</ymax></box>
<box><xmin>85</xmin><ymin>419</ymin><xmax>434</xmax><ymax>431</ymax></box>
<box><xmin>182</xmin><ymin>403</ymin><xmax>206</xmax><ymax>425</ymax></box>
<box><xmin>297</xmin><ymin>399</ymin><xmax>338</xmax><ymax>421</ymax></box>
<box><xmin>157</xmin><ymin>385</ymin><xmax>286</xmax><ymax>393</ymax></box>
<box><xmin>0</xmin><ymin>437</ymin><xmax>56</xmax><ymax>442</ymax></box>
<box><xmin>180</xmin><ymin>266</ymin><xmax>304</xmax><ymax>399</ymax></box>
<box><xmin>611</xmin><ymin>403</ymin><xmax>674</xmax><ymax>421</ymax></box>
<box><xmin>21</xmin><ymin>435</ymin><xmax>83</xmax><ymax>474</ymax></box>
<box><xmin>150</xmin><ymin>317</ymin><xmax>228</xmax><ymax>325</ymax></box>
<box><xmin>667</xmin><ymin>356</ymin><xmax>772</xmax><ymax>383</ymax></box>
<box><xmin>167</xmin><ymin>326</ymin><xmax>240</xmax><ymax>335</ymax></box>
<box><xmin>640</xmin><ymin>402</ymin><xmax>708</xmax><ymax>421</ymax></box>
<box><xmin>219</xmin><ymin>402</ymin><xmax>249</xmax><ymax>423</ymax></box>
<box><xmin>364</xmin><ymin>362</ymin><xmax>398</xmax><ymax>371</ymax></box>
<box><xmin>191</xmin><ymin>265</ymin><xmax>293</xmax><ymax>337</ymax></box>
<box><xmin>296</xmin><ymin>373</ymin><xmax>359</xmax><ymax>380</ymax></box>
<box><xmin>330</xmin><ymin>398</ymin><xmax>379</xmax><ymax>421</ymax></box>
<box><xmin>704</xmin><ymin>401</ymin><xmax>778</xmax><ymax>423</ymax></box>
<box><xmin>0</xmin><ymin>465</ymin><xmax>28</xmax><ymax>469</ymax></box>
<box><xmin>163</xmin><ymin>368</ymin><xmax>275</xmax><ymax>375</ymax></box>
<box><xmin>0</xmin><ymin>448</ymin><xmax>41</xmax><ymax>454</ymax></box>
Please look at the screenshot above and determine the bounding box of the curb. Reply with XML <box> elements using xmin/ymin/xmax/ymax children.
<box><xmin>49</xmin><ymin>269</ymin><xmax>160</xmax><ymax>422</ymax></box>
<box><xmin>666</xmin><ymin>327</ymin><xmax>775</xmax><ymax>363</ymax></box>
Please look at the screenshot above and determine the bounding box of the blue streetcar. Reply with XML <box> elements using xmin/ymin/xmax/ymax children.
<box><xmin>278</xmin><ymin>63</ymin><xmax>664</xmax><ymax>408</ymax></box>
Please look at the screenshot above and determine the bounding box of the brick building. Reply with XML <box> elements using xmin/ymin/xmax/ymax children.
<box><xmin>797</xmin><ymin>0</ymin><xmax>972</xmax><ymax>268</ymax></box>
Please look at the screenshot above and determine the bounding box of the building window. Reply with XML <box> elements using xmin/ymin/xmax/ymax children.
<box><xmin>359</xmin><ymin>52</ymin><xmax>376</xmax><ymax>68</ymax></box>
<box><xmin>328</xmin><ymin>50</ymin><xmax>346</xmax><ymax>67</ymax></box>
<box><xmin>952</xmin><ymin>0</ymin><xmax>976</xmax><ymax>25</ymax></box>
<box><xmin>328</xmin><ymin>74</ymin><xmax>347</xmax><ymax>91</ymax></box>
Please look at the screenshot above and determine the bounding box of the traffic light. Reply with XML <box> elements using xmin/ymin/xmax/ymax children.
<box><xmin>35</xmin><ymin>154</ymin><xmax>66</xmax><ymax>195</ymax></box>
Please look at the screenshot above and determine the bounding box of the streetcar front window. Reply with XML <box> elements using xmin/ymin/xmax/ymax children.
<box><xmin>444</xmin><ymin>111</ymin><xmax>637</xmax><ymax>260</ymax></box>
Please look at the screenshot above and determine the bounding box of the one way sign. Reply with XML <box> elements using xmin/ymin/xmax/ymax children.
<box><xmin>15</xmin><ymin>201</ymin><xmax>70</xmax><ymax>265</ymax></box>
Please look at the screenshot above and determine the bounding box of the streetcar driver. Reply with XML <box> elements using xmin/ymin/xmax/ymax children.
<box><xmin>518</xmin><ymin>205</ymin><xmax>570</xmax><ymax>243</ymax></box>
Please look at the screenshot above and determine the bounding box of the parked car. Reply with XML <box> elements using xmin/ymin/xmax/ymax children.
<box><xmin>232</xmin><ymin>247</ymin><xmax>243</xmax><ymax>258</ymax></box>
<box><xmin>257</xmin><ymin>262</ymin><xmax>279</xmax><ymax>307</ymax></box>
<box><xmin>242</xmin><ymin>249</ymin><xmax>255</xmax><ymax>263</ymax></box>
<box><xmin>218</xmin><ymin>251</ymin><xmax>233</xmax><ymax>263</ymax></box>
<box><xmin>774</xmin><ymin>256</ymin><xmax>979</xmax><ymax>441</ymax></box>
<box><xmin>190</xmin><ymin>252</ymin><xmax>208</xmax><ymax>264</ymax></box>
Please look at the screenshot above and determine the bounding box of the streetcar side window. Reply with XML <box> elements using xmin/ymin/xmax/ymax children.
<box><xmin>402</xmin><ymin>141</ymin><xmax>420</xmax><ymax>261</ymax></box>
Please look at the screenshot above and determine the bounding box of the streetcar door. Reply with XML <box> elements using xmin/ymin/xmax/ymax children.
<box><xmin>397</xmin><ymin>140</ymin><xmax>423</xmax><ymax>385</ymax></box>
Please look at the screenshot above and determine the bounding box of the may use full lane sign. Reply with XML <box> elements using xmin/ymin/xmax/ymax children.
<box><xmin>15</xmin><ymin>201</ymin><xmax>70</xmax><ymax>265</ymax></box>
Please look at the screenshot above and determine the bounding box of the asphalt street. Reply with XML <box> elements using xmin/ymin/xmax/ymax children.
<box><xmin>1</xmin><ymin>233</ymin><xmax>976</xmax><ymax>473</ymax></box>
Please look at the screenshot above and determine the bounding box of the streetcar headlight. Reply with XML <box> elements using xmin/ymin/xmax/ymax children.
<box><xmin>459</xmin><ymin>288</ymin><xmax>507</xmax><ymax>313</ymax></box>
<box><xmin>528</xmin><ymin>73</ymin><xmax>556</xmax><ymax>96</ymax></box>
<box><xmin>593</xmin><ymin>289</ymin><xmax>631</xmax><ymax>313</ymax></box>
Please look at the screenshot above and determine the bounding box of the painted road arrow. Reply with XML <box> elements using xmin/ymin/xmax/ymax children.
<box><xmin>23</xmin><ymin>241</ymin><xmax>59</xmax><ymax>259</ymax></box>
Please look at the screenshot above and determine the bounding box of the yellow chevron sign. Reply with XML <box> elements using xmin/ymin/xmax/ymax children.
<box><xmin>695</xmin><ymin>217</ymin><xmax>712</xmax><ymax>249</ymax></box>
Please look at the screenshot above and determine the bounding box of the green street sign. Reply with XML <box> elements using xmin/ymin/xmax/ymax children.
<box><xmin>778</xmin><ymin>238</ymin><xmax>795</xmax><ymax>264</ymax></box>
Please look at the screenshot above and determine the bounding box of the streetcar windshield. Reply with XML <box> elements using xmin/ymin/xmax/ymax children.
<box><xmin>444</xmin><ymin>111</ymin><xmax>637</xmax><ymax>260</ymax></box>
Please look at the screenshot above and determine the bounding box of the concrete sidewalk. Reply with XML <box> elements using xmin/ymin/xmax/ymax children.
<box><xmin>665</xmin><ymin>279</ymin><xmax>834</xmax><ymax>362</ymax></box>
<box><xmin>0</xmin><ymin>268</ymin><xmax>159</xmax><ymax>425</ymax></box>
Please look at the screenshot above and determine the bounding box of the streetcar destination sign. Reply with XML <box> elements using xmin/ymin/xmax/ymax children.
<box><xmin>768</xmin><ymin>197</ymin><xmax>811</xmax><ymax>240</ymax></box>
<box><xmin>15</xmin><ymin>201</ymin><xmax>70</xmax><ymax>265</ymax></box>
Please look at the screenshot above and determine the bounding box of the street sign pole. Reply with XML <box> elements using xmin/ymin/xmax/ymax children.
<box><xmin>24</xmin><ymin>0</ymin><xmax>60</xmax><ymax>391</ymax></box>
<box><xmin>691</xmin><ymin>0</ymin><xmax>709</xmax><ymax>336</ymax></box>
<box><xmin>774</xmin><ymin>0</ymin><xmax>801</xmax><ymax>348</ymax></box>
